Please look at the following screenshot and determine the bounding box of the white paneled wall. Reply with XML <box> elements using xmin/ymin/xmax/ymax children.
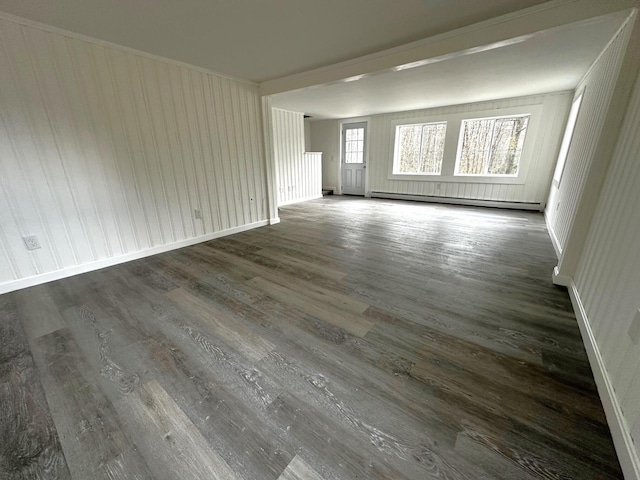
<box><xmin>574</xmin><ymin>70</ymin><xmax>640</xmax><ymax>472</ymax></box>
<box><xmin>302</xmin><ymin>152</ymin><xmax>323</xmax><ymax>201</ymax></box>
<box><xmin>367</xmin><ymin>93</ymin><xmax>570</xmax><ymax>206</ymax></box>
<box><xmin>0</xmin><ymin>14</ymin><xmax>268</xmax><ymax>293</ymax></box>
<box><xmin>272</xmin><ymin>108</ymin><xmax>322</xmax><ymax>206</ymax></box>
<box><xmin>545</xmin><ymin>21</ymin><xmax>632</xmax><ymax>253</ymax></box>
<box><xmin>309</xmin><ymin>94</ymin><xmax>570</xmax><ymax>206</ymax></box>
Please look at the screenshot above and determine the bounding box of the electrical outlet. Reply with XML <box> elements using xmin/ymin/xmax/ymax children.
<box><xmin>194</xmin><ymin>208</ymin><xmax>203</xmax><ymax>219</ymax></box>
<box><xmin>628</xmin><ymin>309</ymin><xmax>640</xmax><ymax>345</ymax></box>
<box><xmin>23</xmin><ymin>235</ymin><xmax>41</xmax><ymax>250</ymax></box>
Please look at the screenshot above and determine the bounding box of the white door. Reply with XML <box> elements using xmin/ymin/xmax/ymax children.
<box><xmin>342</xmin><ymin>122</ymin><xmax>366</xmax><ymax>195</ymax></box>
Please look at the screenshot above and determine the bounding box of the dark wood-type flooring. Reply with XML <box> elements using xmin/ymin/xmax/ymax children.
<box><xmin>0</xmin><ymin>197</ymin><xmax>622</xmax><ymax>479</ymax></box>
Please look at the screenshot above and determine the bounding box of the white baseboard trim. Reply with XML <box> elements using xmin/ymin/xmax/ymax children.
<box><xmin>370</xmin><ymin>191</ymin><xmax>542</xmax><ymax>211</ymax></box>
<box><xmin>0</xmin><ymin>219</ymin><xmax>270</xmax><ymax>295</ymax></box>
<box><xmin>277</xmin><ymin>194</ymin><xmax>323</xmax><ymax>207</ymax></box>
<box><xmin>269</xmin><ymin>217</ymin><xmax>281</xmax><ymax>225</ymax></box>
<box><xmin>544</xmin><ymin>211</ymin><xmax>563</xmax><ymax>260</ymax></box>
<box><xmin>567</xmin><ymin>279</ymin><xmax>640</xmax><ymax>480</ymax></box>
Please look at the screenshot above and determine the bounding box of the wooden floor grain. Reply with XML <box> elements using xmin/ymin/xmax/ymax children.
<box><xmin>0</xmin><ymin>197</ymin><xmax>623</xmax><ymax>479</ymax></box>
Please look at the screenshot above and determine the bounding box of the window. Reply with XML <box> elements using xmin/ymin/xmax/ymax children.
<box><xmin>553</xmin><ymin>92</ymin><xmax>583</xmax><ymax>185</ymax></box>
<box><xmin>393</xmin><ymin>122</ymin><xmax>446</xmax><ymax>174</ymax></box>
<box><xmin>344</xmin><ymin>127</ymin><xmax>364</xmax><ymax>163</ymax></box>
<box><xmin>455</xmin><ymin>115</ymin><xmax>529</xmax><ymax>176</ymax></box>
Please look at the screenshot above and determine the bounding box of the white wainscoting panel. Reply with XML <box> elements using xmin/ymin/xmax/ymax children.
<box><xmin>545</xmin><ymin>19</ymin><xmax>633</xmax><ymax>252</ymax></box>
<box><xmin>0</xmin><ymin>14</ymin><xmax>268</xmax><ymax>293</ymax></box>
<box><xmin>297</xmin><ymin>152</ymin><xmax>323</xmax><ymax>204</ymax></box>
<box><xmin>272</xmin><ymin>108</ymin><xmax>322</xmax><ymax>206</ymax></box>
<box><xmin>573</xmin><ymin>69</ymin><xmax>640</xmax><ymax>479</ymax></box>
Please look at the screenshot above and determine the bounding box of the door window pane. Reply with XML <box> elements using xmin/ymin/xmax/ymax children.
<box><xmin>345</xmin><ymin>128</ymin><xmax>364</xmax><ymax>163</ymax></box>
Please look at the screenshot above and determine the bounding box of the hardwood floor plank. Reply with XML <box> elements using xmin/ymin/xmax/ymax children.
<box><xmin>277</xmin><ymin>454</ymin><xmax>324</xmax><ymax>480</ymax></box>
<box><xmin>114</xmin><ymin>380</ymin><xmax>242</xmax><ymax>480</ymax></box>
<box><xmin>246</xmin><ymin>276</ymin><xmax>373</xmax><ymax>337</ymax></box>
<box><xmin>12</xmin><ymin>286</ymin><xmax>66</xmax><ymax>340</ymax></box>
<box><xmin>249</xmin><ymin>259</ymin><xmax>369</xmax><ymax>314</ymax></box>
<box><xmin>51</xmin><ymin>271</ymin><xmax>290</xmax><ymax>480</ymax></box>
<box><xmin>0</xmin><ymin>294</ymin><xmax>71</xmax><ymax>480</ymax></box>
<box><xmin>200</xmin><ymin>244</ymin><xmax>352</xmax><ymax>293</ymax></box>
<box><xmin>252</xmin><ymin>249</ymin><xmax>347</xmax><ymax>282</ymax></box>
<box><xmin>34</xmin><ymin>328</ymin><xmax>153</xmax><ymax>480</ymax></box>
<box><xmin>164</xmin><ymin>287</ymin><xmax>275</xmax><ymax>362</ymax></box>
<box><xmin>1</xmin><ymin>197</ymin><xmax>623</xmax><ymax>479</ymax></box>
<box><xmin>137</xmin><ymin>336</ymin><xmax>293</xmax><ymax>480</ymax></box>
<box><xmin>149</xmin><ymin>297</ymin><xmax>285</xmax><ymax>412</ymax></box>
<box><xmin>185</xmin><ymin>244</ymin><xmax>366</xmax><ymax>315</ymax></box>
<box><xmin>452</xmin><ymin>428</ymin><xmax>545</xmax><ymax>480</ymax></box>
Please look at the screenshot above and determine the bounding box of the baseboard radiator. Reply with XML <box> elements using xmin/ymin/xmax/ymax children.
<box><xmin>370</xmin><ymin>191</ymin><xmax>543</xmax><ymax>211</ymax></box>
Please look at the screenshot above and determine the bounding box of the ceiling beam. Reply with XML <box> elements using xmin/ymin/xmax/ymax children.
<box><xmin>260</xmin><ymin>0</ymin><xmax>640</xmax><ymax>96</ymax></box>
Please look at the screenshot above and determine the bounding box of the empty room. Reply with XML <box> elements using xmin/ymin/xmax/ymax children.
<box><xmin>1</xmin><ymin>0</ymin><xmax>640</xmax><ymax>479</ymax></box>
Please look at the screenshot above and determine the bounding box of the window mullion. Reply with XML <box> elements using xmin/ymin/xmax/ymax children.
<box><xmin>417</xmin><ymin>126</ymin><xmax>425</xmax><ymax>173</ymax></box>
<box><xmin>484</xmin><ymin>119</ymin><xmax>497</xmax><ymax>175</ymax></box>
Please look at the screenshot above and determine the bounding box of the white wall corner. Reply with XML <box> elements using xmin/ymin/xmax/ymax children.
<box><xmin>552</xmin><ymin>266</ymin><xmax>571</xmax><ymax>287</ymax></box>
<box><xmin>261</xmin><ymin>96</ymin><xmax>280</xmax><ymax>223</ymax></box>
<box><xmin>567</xmin><ymin>280</ymin><xmax>640</xmax><ymax>480</ymax></box>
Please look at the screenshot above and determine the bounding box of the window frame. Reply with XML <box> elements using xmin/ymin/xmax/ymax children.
<box><xmin>392</xmin><ymin>121</ymin><xmax>447</xmax><ymax>176</ymax></box>
<box><xmin>387</xmin><ymin>104</ymin><xmax>543</xmax><ymax>185</ymax></box>
<box><xmin>552</xmin><ymin>90</ymin><xmax>584</xmax><ymax>187</ymax></box>
<box><xmin>454</xmin><ymin>113</ymin><xmax>531</xmax><ymax>178</ymax></box>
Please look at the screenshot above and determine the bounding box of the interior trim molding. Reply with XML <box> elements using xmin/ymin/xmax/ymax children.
<box><xmin>370</xmin><ymin>191</ymin><xmax>542</xmax><ymax>211</ymax></box>
<box><xmin>0</xmin><ymin>219</ymin><xmax>270</xmax><ymax>295</ymax></box>
<box><xmin>260</xmin><ymin>0</ymin><xmax>638</xmax><ymax>95</ymax></box>
<box><xmin>567</xmin><ymin>279</ymin><xmax>640</xmax><ymax>480</ymax></box>
<box><xmin>544</xmin><ymin>212</ymin><xmax>563</xmax><ymax>259</ymax></box>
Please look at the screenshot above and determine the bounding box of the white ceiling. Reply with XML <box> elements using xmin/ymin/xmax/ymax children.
<box><xmin>272</xmin><ymin>12</ymin><xmax>627</xmax><ymax>119</ymax></box>
<box><xmin>0</xmin><ymin>0</ymin><xmax>551</xmax><ymax>82</ymax></box>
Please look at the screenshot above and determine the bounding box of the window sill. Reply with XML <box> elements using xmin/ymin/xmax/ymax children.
<box><xmin>387</xmin><ymin>174</ymin><xmax>525</xmax><ymax>185</ymax></box>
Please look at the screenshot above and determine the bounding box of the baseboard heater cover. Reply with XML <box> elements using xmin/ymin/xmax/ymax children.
<box><xmin>370</xmin><ymin>191</ymin><xmax>543</xmax><ymax>211</ymax></box>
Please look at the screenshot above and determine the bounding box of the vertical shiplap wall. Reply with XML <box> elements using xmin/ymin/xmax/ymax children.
<box><xmin>302</xmin><ymin>152</ymin><xmax>323</xmax><ymax>202</ymax></box>
<box><xmin>309</xmin><ymin>94</ymin><xmax>570</xmax><ymax>204</ymax></box>
<box><xmin>0</xmin><ymin>14</ymin><xmax>268</xmax><ymax>292</ymax></box>
<box><xmin>272</xmin><ymin>108</ymin><xmax>322</xmax><ymax>206</ymax></box>
<box><xmin>367</xmin><ymin>93</ymin><xmax>570</xmax><ymax>204</ymax></box>
<box><xmin>545</xmin><ymin>22</ymin><xmax>633</xmax><ymax>253</ymax></box>
<box><xmin>574</xmin><ymin>69</ymin><xmax>640</xmax><ymax>467</ymax></box>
